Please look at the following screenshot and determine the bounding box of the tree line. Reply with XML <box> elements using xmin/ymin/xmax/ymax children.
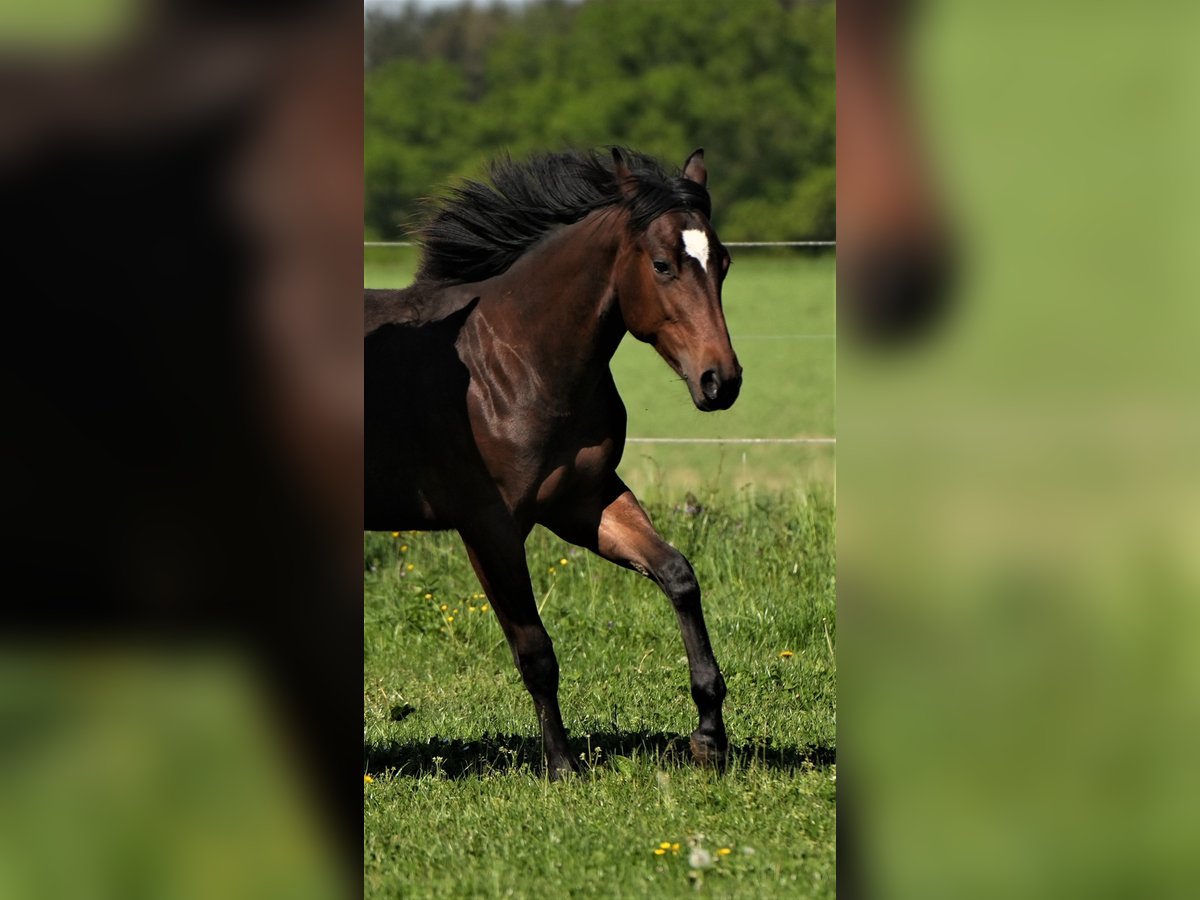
<box><xmin>365</xmin><ymin>0</ymin><xmax>834</xmax><ymax>242</ymax></box>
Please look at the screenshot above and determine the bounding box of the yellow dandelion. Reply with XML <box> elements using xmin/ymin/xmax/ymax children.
<box><xmin>671</xmin><ymin>843</ymin><xmax>680</xmax><ymax>852</ymax></box>
<box><xmin>779</xmin><ymin>650</ymin><xmax>794</xmax><ymax>658</ymax></box>
<box><xmin>439</xmin><ymin>603</ymin><xmax>448</xmax><ymax>611</ymax></box>
<box><xmin>559</xmin><ymin>558</ymin><xmax>568</xmax><ymax>566</ymax></box>
<box><xmin>452</xmin><ymin>608</ymin><xmax>459</xmax><ymax>614</ymax></box>
<box><xmin>548</xmin><ymin>566</ymin><xmax>556</xmax><ymax>573</ymax></box>
<box><xmin>481</xmin><ymin>604</ymin><xmax>489</xmax><ymax>613</ymax></box>
<box><xmin>446</xmin><ymin>616</ymin><xmax>454</xmax><ymax>623</ymax></box>
<box><xmin>659</xmin><ymin>842</ymin><xmax>671</xmax><ymax>850</ymax></box>
<box><xmin>654</xmin><ymin>848</ymin><xmax>666</xmax><ymax>856</ymax></box>
<box><xmin>406</xmin><ymin>563</ymin><xmax>414</xmax><ymax>572</ymax></box>
<box><xmin>391</xmin><ymin>532</ymin><xmax>400</xmax><ymax>538</ymax></box>
<box><xmin>718</xmin><ymin>847</ymin><xmax>731</xmax><ymax>857</ymax></box>
<box><xmin>469</xmin><ymin>606</ymin><xmax>477</xmax><ymax>613</ymax></box>
<box><xmin>425</xmin><ymin>593</ymin><xmax>434</xmax><ymax>600</ymax></box>
<box><xmin>400</xmin><ymin>544</ymin><xmax>408</xmax><ymax>553</ymax></box>
<box><xmin>363</xmin><ymin>774</ymin><xmax>374</xmax><ymax>784</ymax></box>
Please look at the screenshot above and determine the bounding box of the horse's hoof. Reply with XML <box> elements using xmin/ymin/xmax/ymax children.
<box><xmin>689</xmin><ymin>731</ymin><xmax>728</xmax><ymax>768</ymax></box>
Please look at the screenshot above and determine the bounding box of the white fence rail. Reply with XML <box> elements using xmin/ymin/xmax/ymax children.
<box><xmin>626</xmin><ymin>437</ymin><xmax>834</xmax><ymax>445</ymax></box>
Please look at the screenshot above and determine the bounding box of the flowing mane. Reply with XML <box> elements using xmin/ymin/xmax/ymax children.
<box><xmin>415</xmin><ymin>147</ymin><xmax>711</xmax><ymax>285</ymax></box>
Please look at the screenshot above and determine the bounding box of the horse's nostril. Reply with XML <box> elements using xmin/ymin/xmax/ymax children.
<box><xmin>700</xmin><ymin>369</ymin><xmax>720</xmax><ymax>401</ymax></box>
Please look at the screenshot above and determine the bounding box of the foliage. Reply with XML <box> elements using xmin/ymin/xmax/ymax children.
<box><xmin>364</xmin><ymin>0</ymin><xmax>835</xmax><ymax>241</ymax></box>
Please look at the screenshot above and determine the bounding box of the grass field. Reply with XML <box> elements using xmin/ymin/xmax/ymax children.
<box><xmin>364</xmin><ymin>248</ymin><xmax>835</xmax><ymax>897</ymax></box>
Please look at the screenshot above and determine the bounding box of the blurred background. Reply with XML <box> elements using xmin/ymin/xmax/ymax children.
<box><xmin>2</xmin><ymin>1</ymin><xmax>361</xmax><ymax>896</ymax></box>
<box><xmin>364</xmin><ymin>0</ymin><xmax>834</xmax><ymax>243</ymax></box>
<box><xmin>838</xmin><ymin>0</ymin><xmax>1200</xmax><ymax>897</ymax></box>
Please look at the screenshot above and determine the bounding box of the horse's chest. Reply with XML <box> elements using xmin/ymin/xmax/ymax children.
<box><xmin>460</xmin><ymin>336</ymin><xmax>625</xmax><ymax>506</ymax></box>
<box><xmin>532</xmin><ymin>388</ymin><xmax>624</xmax><ymax>495</ymax></box>
<box><xmin>533</xmin><ymin>436</ymin><xmax>618</xmax><ymax>507</ymax></box>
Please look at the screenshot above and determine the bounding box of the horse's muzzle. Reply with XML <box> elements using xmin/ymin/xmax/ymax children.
<box><xmin>695</xmin><ymin>365</ymin><xmax>742</xmax><ymax>411</ymax></box>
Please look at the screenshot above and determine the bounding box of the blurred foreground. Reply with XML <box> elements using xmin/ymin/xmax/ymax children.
<box><xmin>0</xmin><ymin>650</ymin><xmax>342</xmax><ymax>898</ymax></box>
<box><xmin>2</xmin><ymin>2</ymin><xmax>361</xmax><ymax>896</ymax></box>
<box><xmin>839</xmin><ymin>1</ymin><xmax>1200</xmax><ymax>896</ymax></box>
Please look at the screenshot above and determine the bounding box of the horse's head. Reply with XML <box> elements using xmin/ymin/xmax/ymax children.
<box><xmin>612</xmin><ymin>149</ymin><xmax>742</xmax><ymax>412</ymax></box>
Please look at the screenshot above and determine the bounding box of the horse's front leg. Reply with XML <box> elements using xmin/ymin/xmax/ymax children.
<box><xmin>545</xmin><ymin>477</ymin><xmax>728</xmax><ymax>766</ymax></box>
<box><xmin>459</xmin><ymin>516</ymin><xmax>576</xmax><ymax>778</ymax></box>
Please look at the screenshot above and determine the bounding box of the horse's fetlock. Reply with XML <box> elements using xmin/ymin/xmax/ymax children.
<box><xmin>692</xmin><ymin>669</ymin><xmax>726</xmax><ymax>708</ymax></box>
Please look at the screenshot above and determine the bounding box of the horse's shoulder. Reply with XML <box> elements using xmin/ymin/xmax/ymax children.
<box><xmin>365</xmin><ymin>282</ymin><xmax>479</xmax><ymax>335</ymax></box>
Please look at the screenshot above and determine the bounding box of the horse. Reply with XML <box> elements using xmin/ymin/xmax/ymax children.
<box><xmin>365</xmin><ymin>147</ymin><xmax>742</xmax><ymax>777</ymax></box>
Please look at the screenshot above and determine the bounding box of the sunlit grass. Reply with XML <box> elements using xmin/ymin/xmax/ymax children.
<box><xmin>364</xmin><ymin>491</ymin><xmax>835</xmax><ymax>898</ymax></box>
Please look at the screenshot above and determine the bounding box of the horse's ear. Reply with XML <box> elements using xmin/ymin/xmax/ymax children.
<box><xmin>682</xmin><ymin>148</ymin><xmax>707</xmax><ymax>188</ymax></box>
<box><xmin>612</xmin><ymin>147</ymin><xmax>638</xmax><ymax>200</ymax></box>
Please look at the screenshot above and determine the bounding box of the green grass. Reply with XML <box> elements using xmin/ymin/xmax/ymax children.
<box><xmin>364</xmin><ymin>244</ymin><xmax>835</xmax><ymax>896</ymax></box>
<box><xmin>364</xmin><ymin>491</ymin><xmax>836</xmax><ymax>898</ymax></box>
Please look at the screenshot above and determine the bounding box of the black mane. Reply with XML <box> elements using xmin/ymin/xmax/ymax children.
<box><xmin>415</xmin><ymin>147</ymin><xmax>711</xmax><ymax>285</ymax></box>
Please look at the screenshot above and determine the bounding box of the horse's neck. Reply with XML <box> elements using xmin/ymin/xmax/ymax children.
<box><xmin>481</xmin><ymin>217</ymin><xmax>627</xmax><ymax>372</ymax></box>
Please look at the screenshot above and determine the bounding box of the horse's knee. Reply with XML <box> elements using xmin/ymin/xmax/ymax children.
<box><xmin>654</xmin><ymin>550</ymin><xmax>700</xmax><ymax>605</ymax></box>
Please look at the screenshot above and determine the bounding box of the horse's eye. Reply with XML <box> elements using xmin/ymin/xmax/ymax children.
<box><xmin>652</xmin><ymin>260</ymin><xmax>671</xmax><ymax>275</ymax></box>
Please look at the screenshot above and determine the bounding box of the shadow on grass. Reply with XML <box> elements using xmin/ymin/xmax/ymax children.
<box><xmin>364</xmin><ymin>729</ymin><xmax>834</xmax><ymax>780</ymax></box>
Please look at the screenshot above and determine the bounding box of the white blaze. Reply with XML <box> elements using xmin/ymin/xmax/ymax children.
<box><xmin>681</xmin><ymin>229</ymin><xmax>710</xmax><ymax>273</ymax></box>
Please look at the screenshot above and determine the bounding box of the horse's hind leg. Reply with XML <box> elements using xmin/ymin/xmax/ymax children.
<box><xmin>545</xmin><ymin>478</ymin><xmax>728</xmax><ymax>766</ymax></box>
<box><xmin>459</xmin><ymin>523</ymin><xmax>576</xmax><ymax>778</ymax></box>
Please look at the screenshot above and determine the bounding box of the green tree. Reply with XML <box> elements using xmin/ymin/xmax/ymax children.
<box><xmin>363</xmin><ymin>0</ymin><xmax>834</xmax><ymax>242</ymax></box>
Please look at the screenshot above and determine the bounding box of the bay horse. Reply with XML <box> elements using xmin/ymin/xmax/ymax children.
<box><xmin>365</xmin><ymin>147</ymin><xmax>742</xmax><ymax>777</ymax></box>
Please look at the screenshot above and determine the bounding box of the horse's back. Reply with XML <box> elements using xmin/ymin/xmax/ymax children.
<box><xmin>365</xmin><ymin>281</ymin><xmax>480</xmax><ymax>335</ymax></box>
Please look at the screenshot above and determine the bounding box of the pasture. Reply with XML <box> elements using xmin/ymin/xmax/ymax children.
<box><xmin>364</xmin><ymin>249</ymin><xmax>835</xmax><ymax>897</ymax></box>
